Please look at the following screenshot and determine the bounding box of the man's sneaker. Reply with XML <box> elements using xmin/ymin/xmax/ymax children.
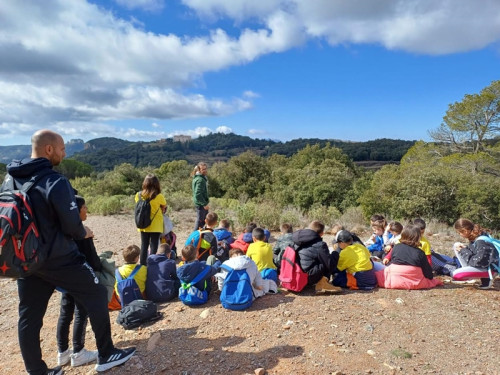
<box><xmin>47</xmin><ymin>367</ymin><xmax>63</xmax><ymax>375</ymax></box>
<box><xmin>57</xmin><ymin>349</ymin><xmax>72</xmax><ymax>366</ymax></box>
<box><xmin>95</xmin><ymin>347</ymin><xmax>136</xmax><ymax>372</ymax></box>
<box><xmin>71</xmin><ymin>348</ymin><xmax>98</xmax><ymax>367</ymax></box>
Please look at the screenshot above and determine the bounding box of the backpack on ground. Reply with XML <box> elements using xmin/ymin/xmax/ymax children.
<box><xmin>116</xmin><ymin>299</ymin><xmax>161</xmax><ymax>329</ymax></box>
<box><xmin>115</xmin><ymin>265</ymin><xmax>143</xmax><ymax>308</ymax></box>
<box><xmin>279</xmin><ymin>246</ymin><xmax>308</xmax><ymax>292</ymax></box>
<box><xmin>178</xmin><ymin>265</ymin><xmax>211</xmax><ymax>306</ymax></box>
<box><xmin>185</xmin><ymin>229</ymin><xmax>212</xmax><ymax>260</ymax></box>
<box><xmin>220</xmin><ymin>264</ymin><xmax>254</xmax><ymax>311</ymax></box>
<box><xmin>0</xmin><ymin>171</ymin><xmax>53</xmax><ymax>278</ymax></box>
<box><xmin>135</xmin><ymin>193</ymin><xmax>159</xmax><ymax>229</ymax></box>
<box><xmin>477</xmin><ymin>235</ymin><xmax>500</xmax><ymax>279</ymax></box>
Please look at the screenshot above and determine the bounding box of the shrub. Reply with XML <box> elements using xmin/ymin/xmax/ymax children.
<box><xmin>306</xmin><ymin>205</ymin><xmax>341</xmax><ymax>228</ymax></box>
<box><xmin>235</xmin><ymin>202</ymin><xmax>257</xmax><ymax>230</ymax></box>
<box><xmin>87</xmin><ymin>195</ymin><xmax>124</xmax><ymax>216</ymax></box>
<box><xmin>279</xmin><ymin>207</ymin><xmax>305</xmax><ymax>229</ymax></box>
<box><xmin>168</xmin><ymin>191</ymin><xmax>193</xmax><ymax>211</ymax></box>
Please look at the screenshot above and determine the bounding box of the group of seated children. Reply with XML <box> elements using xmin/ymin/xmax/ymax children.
<box><xmin>110</xmin><ymin>213</ymin><xmax>498</xmax><ymax>310</ymax></box>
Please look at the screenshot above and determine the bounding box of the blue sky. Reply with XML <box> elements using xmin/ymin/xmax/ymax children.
<box><xmin>1</xmin><ymin>0</ymin><xmax>499</xmax><ymax>145</ymax></box>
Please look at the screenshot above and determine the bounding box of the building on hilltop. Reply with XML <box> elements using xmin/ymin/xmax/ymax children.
<box><xmin>173</xmin><ymin>135</ymin><xmax>192</xmax><ymax>143</ymax></box>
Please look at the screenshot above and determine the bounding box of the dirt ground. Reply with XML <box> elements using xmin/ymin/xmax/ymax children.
<box><xmin>0</xmin><ymin>210</ymin><xmax>498</xmax><ymax>375</ymax></box>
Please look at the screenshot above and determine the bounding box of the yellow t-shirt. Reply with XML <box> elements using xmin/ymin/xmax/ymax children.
<box><xmin>337</xmin><ymin>243</ymin><xmax>373</xmax><ymax>274</ymax></box>
<box><xmin>135</xmin><ymin>192</ymin><xmax>166</xmax><ymax>233</ymax></box>
<box><xmin>419</xmin><ymin>235</ymin><xmax>432</xmax><ymax>256</ymax></box>
<box><xmin>246</xmin><ymin>240</ymin><xmax>276</xmax><ymax>272</ymax></box>
<box><xmin>114</xmin><ymin>263</ymin><xmax>147</xmax><ymax>296</ymax></box>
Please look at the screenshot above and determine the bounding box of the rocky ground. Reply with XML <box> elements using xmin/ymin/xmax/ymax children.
<box><xmin>0</xmin><ymin>211</ymin><xmax>498</xmax><ymax>375</ymax></box>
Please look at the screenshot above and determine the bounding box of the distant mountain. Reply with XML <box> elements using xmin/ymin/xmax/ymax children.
<box><xmin>0</xmin><ymin>139</ymin><xmax>85</xmax><ymax>162</ymax></box>
<box><xmin>68</xmin><ymin>133</ymin><xmax>415</xmax><ymax>171</ymax></box>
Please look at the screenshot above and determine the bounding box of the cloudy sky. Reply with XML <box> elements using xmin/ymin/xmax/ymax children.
<box><xmin>1</xmin><ymin>0</ymin><xmax>499</xmax><ymax>145</ymax></box>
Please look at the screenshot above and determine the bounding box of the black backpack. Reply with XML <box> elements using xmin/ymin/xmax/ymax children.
<box><xmin>134</xmin><ymin>193</ymin><xmax>154</xmax><ymax>229</ymax></box>
<box><xmin>0</xmin><ymin>171</ymin><xmax>52</xmax><ymax>278</ymax></box>
<box><xmin>116</xmin><ymin>299</ymin><xmax>161</xmax><ymax>329</ymax></box>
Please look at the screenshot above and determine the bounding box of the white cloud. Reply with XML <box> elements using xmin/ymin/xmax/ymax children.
<box><xmin>1</xmin><ymin>0</ymin><xmax>500</xmax><ymax>143</ymax></box>
<box><xmin>216</xmin><ymin>126</ymin><xmax>232</xmax><ymax>134</ymax></box>
<box><xmin>248</xmin><ymin>128</ymin><xmax>266</xmax><ymax>135</ymax></box>
<box><xmin>183</xmin><ymin>0</ymin><xmax>500</xmax><ymax>54</ymax></box>
<box><xmin>152</xmin><ymin>122</ymin><xmax>161</xmax><ymax>128</ymax></box>
<box><xmin>114</xmin><ymin>0</ymin><xmax>164</xmax><ymax>12</ymax></box>
<box><xmin>243</xmin><ymin>90</ymin><xmax>260</xmax><ymax>98</ymax></box>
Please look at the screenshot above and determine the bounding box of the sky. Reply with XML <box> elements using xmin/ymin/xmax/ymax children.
<box><xmin>1</xmin><ymin>0</ymin><xmax>499</xmax><ymax>146</ymax></box>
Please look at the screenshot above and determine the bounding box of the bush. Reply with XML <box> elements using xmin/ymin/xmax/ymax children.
<box><xmin>279</xmin><ymin>207</ymin><xmax>305</xmax><ymax>229</ymax></box>
<box><xmin>235</xmin><ymin>202</ymin><xmax>257</xmax><ymax>230</ymax></box>
<box><xmin>168</xmin><ymin>191</ymin><xmax>193</xmax><ymax>211</ymax></box>
<box><xmin>87</xmin><ymin>195</ymin><xmax>124</xmax><ymax>216</ymax></box>
<box><xmin>338</xmin><ymin>207</ymin><xmax>367</xmax><ymax>230</ymax></box>
<box><xmin>306</xmin><ymin>205</ymin><xmax>341</xmax><ymax>228</ymax></box>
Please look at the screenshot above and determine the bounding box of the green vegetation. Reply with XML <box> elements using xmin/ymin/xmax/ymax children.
<box><xmin>65</xmin><ymin>133</ymin><xmax>415</xmax><ymax>172</ymax></box>
<box><xmin>390</xmin><ymin>348</ymin><xmax>413</xmax><ymax>359</ymax></box>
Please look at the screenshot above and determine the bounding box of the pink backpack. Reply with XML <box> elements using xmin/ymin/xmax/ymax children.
<box><xmin>279</xmin><ymin>246</ymin><xmax>308</xmax><ymax>292</ymax></box>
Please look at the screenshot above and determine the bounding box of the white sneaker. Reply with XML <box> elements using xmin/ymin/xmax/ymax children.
<box><xmin>57</xmin><ymin>349</ymin><xmax>72</xmax><ymax>366</ymax></box>
<box><xmin>71</xmin><ymin>348</ymin><xmax>98</xmax><ymax>367</ymax></box>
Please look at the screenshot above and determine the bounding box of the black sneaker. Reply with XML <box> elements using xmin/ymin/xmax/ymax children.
<box><xmin>95</xmin><ymin>347</ymin><xmax>136</xmax><ymax>372</ymax></box>
<box><xmin>47</xmin><ymin>367</ymin><xmax>63</xmax><ymax>375</ymax></box>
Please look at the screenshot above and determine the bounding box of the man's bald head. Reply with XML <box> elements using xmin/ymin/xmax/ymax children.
<box><xmin>31</xmin><ymin>129</ymin><xmax>66</xmax><ymax>166</ymax></box>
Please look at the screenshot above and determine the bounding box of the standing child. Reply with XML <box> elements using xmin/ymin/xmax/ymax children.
<box><xmin>108</xmin><ymin>245</ymin><xmax>147</xmax><ymax>310</ymax></box>
<box><xmin>135</xmin><ymin>174</ymin><xmax>167</xmax><ymax>265</ymax></box>
<box><xmin>146</xmin><ymin>243</ymin><xmax>180</xmax><ymax>302</ymax></box>
<box><xmin>56</xmin><ymin>196</ymin><xmax>100</xmax><ymax>367</ymax></box>
<box><xmin>333</xmin><ymin>230</ymin><xmax>377</xmax><ymax>290</ymax></box>
<box><xmin>177</xmin><ymin>245</ymin><xmax>221</xmax><ymax>300</ymax></box>
<box><xmin>246</xmin><ymin>227</ymin><xmax>278</xmax><ymax>282</ymax></box>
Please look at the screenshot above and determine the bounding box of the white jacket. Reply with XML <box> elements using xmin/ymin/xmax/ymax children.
<box><xmin>215</xmin><ymin>255</ymin><xmax>277</xmax><ymax>298</ymax></box>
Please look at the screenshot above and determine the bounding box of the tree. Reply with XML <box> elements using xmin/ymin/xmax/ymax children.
<box><xmin>429</xmin><ymin>80</ymin><xmax>500</xmax><ymax>153</ymax></box>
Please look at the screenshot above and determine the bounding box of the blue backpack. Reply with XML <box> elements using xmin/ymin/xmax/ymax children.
<box><xmin>115</xmin><ymin>265</ymin><xmax>143</xmax><ymax>308</ymax></box>
<box><xmin>477</xmin><ymin>235</ymin><xmax>500</xmax><ymax>279</ymax></box>
<box><xmin>179</xmin><ymin>266</ymin><xmax>211</xmax><ymax>306</ymax></box>
<box><xmin>185</xmin><ymin>229</ymin><xmax>212</xmax><ymax>260</ymax></box>
<box><xmin>220</xmin><ymin>264</ymin><xmax>254</xmax><ymax>311</ymax></box>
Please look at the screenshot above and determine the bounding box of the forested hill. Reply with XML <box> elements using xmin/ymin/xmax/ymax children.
<box><xmin>69</xmin><ymin>133</ymin><xmax>415</xmax><ymax>171</ymax></box>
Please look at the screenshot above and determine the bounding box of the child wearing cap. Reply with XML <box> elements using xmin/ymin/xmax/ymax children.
<box><xmin>333</xmin><ymin>230</ymin><xmax>377</xmax><ymax>290</ymax></box>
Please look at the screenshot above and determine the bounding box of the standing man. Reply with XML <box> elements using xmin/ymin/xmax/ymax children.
<box><xmin>2</xmin><ymin>130</ymin><xmax>135</xmax><ymax>375</ymax></box>
<box><xmin>191</xmin><ymin>162</ymin><xmax>209</xmax><ymax>230</ymax></box>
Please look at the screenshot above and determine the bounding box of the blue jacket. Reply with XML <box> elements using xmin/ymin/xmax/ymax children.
<box><xmin>367</xmin><ymin>235</ymin><xmax>384</xmax><ymax>253</ymax></box>
<box><xmin>146</xmin><ymin>254</ymin><xmax>180</xmax><ymax>302</ymax></box>
<box><xmin>214</xmin><ymin>228</ymin><xmax>235</xmax><ymax>244</ymax></box>
<box><xmin>177</xmin><ymin>259</ymin><xmax>220</xmax><ymax>292</ymax></box>
<box><xmin>3</xmin><ymin>158</ymin><xmax>86</xmax><ymax>268</ymax></box>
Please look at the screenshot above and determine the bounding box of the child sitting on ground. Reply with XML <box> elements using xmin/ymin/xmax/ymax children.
<box><xmin>177</xmin><ymin>245</ymin><xmax>221</xmax><ymax>298</ymax></box>
<box><xmin>333</xmin><ymin>230</ymin><xmax>377</xmax><ymax>290</ymax></box>
<box><xmin>231</xmin><ymin>223</ymin><xmax>257</xmax><ymax>253</ymax></box>
<box><xmin>216</xmin><ymin>248</ymin><xmax>271</xmax><ymax>298</ymax></box>
<box><xmin>366</xmin><ymin>220</ymin><xmax>386</xmax><ymax>259</ymax></box>
<box><xmin>214</xmin><ymin>218</ymin><xmax>235</xmax><ymax>262</ymax></box>
<box><xmin>246</xmin><ymin>227</ymin><xmax>278</xmax><ymax>282</ymax></box>
<box><xmin>146</xmin><ymin>243</ymin><xmax>180</xmax><ymax>302</ymax></box>
<box><xmin>293</xmin><ymin>221</ymin><xmax>340</xmax><ymax>293</ymax></box>
<box><xmin>108</xmin><ymin>245</ymin><xmax>147</xmax><ymax>310</ymax></box>
<box><xmin>413</xmin><ymin>218</ymin><xmax>432</xmax><ymax>265</ymax></box>
<box><xmin>381</xmin><ymin>221</ymin><xmax>403</xmax><ymax>263</ymax></box>
<box><xmin>185</xmin><ymin>212</ymin><xmax>219</xmax><ymax>262</ymax></box>
<box><xmin>273</xmin><ymin>223</ymin><xmax>294</xmax><ymax>270</ymax></box>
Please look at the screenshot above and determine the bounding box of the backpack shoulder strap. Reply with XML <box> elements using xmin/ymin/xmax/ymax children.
<box><xmin>220</xmin><ymin>264</ymin><xmax>233</xmax><ymax>273</ymax></box>
<box><xmin>188</xmin><ymin>265</ymin><xmax>211</xmax><ymax>287</ymax></box>
<box><xmin>115</xmin><ymin>268</ymin><xmax>123</xmax><ymax>281</ymax></box>
<box><xmin>6</xmin><ymin>169</ymin><xmax>55</xmax><ymax>193</ymax></box>
<box><xmin>127</xmin><ymin>265</ymin><xmax>142</xmax><ymax>280</ymax></box>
